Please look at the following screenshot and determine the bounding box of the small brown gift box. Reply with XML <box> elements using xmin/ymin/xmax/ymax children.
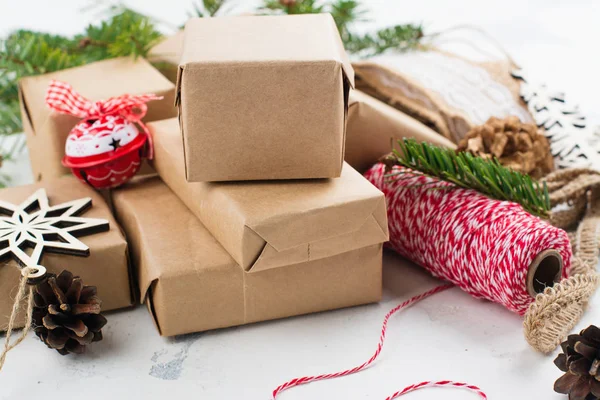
<box><xmin>149</xmin><ymin>118</ymin><xmax>388</xmax><ymax>273</ymax></box>
<box><xmin>18</xmin><ymin>57</ymin><xmax>177</xmax><ymax>182</ymax></box>
<box><xmin>148</xmin><ymin>30</ymin><xmax>184</xmax><ymax>83</ymax></box>
<box><xmin>346</xmin><ymin>90</ymin><xmax>456</xmax><ymax>173</ymax></box>
<box><xmin>112</xmin><ymin>177</ymin><xmax>383</xmax><ymax>336</ymax></box>
<box><xmin>177</xmin><ymin>14</ymin><xmax>354</xmax><ymax>182</ymax></box>
<box><xmin>0</xmin><ymin>176</ymin><xmax>133</xmax><ymax>329</ymax></box>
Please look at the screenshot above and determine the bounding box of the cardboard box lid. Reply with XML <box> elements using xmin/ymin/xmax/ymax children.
<box><xmin>149</xmin><ymin>118</ymin><xmax>388</xmax><ymax>272</ymax></box>
<box><xmin>176</xmin><ymin>14</ymin><xmax>354</xmax><ymax>103</ymax></box>
<box><xmin>112</xmin><ymin>177</ymin><xmax>238</xmax><ymax>304</ymax></box>
<box><xmin>19</xmin><ymin>57</ymin><xmax>176</xmax><ymax>137</ymax></box>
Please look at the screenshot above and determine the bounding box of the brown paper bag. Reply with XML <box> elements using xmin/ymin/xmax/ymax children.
<box><xmin>19</xmin><ymin>57</ymin><xmax>177</xmax><ymax>182</ymax></box>
<box><xmin>113</xmin><ymin>176</ymin><xmax>383</xmax><ymax>336</ymax></box>
<box><xmin>0</xmin><ymin>176</ymin><xmax>133</xmax><ymax>329</ymax></box>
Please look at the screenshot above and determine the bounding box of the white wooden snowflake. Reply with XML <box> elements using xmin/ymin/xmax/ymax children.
<box><xmin>512</xmin><ymin>69</ymin><xmax>600</xmax><ymax>170</ymax></box>
<box><xmin>0</xmin><ymin>189</ymin><xmax>109</xmax><ymax>275</ymax></box>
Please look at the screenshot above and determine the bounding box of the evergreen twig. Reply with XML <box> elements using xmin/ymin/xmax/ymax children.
<box><xmin>385</xmin><ymin>139</ymin><xmax>551</xmax><ymax>218</ymax></box>
<box><xmin>261</xmin><ymin>0</ymin><xmax>423</xmax><ymax>56</ymax></box>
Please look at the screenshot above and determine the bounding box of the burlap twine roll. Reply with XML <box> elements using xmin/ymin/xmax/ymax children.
<box><xmin>524</xmin><ymin>169</ymin><xmax>600</xmax><ymax>353</ymax></box>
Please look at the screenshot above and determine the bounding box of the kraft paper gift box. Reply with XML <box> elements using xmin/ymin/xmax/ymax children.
<box><xmin>18</xmin><ymin>57</ymin><xmax>177</xmax><ymax>182</ymax></box>
<box><xmin>148</xmin><ymin>118</ymin><xmax>388</xmax><ymax>275</ymax></box>
<box><xmin>0</xmin><ymin>176</ymin><xmax>133</xmax><ymax>329</ymax></box>
<box><xmin>346</xmin><ymin>90</ymin><xmax>456</xmax><ymax>173</ymax></box>
<box><xmin>112</xmin><ymin>176</ymin><xmax>384</xmax><ymax>336</ymax></box>
<box><xmin>148</xmin><ymin>30</ymin><xmax>184</xmax><ymax>83</ymax></box>
<box><xmin>177</xmin><ymin>14</ymin><xmax>354</xmax><ymax>182</ymax></box>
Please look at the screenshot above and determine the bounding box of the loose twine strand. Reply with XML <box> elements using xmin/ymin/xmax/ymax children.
<box><xmin>0</xmin><ymin>274</ymin><xmax>34</xmax><ymax>371</ymax></box>
<box><xmin>272</xmin><ymin>283</ymin><xmax>487</xmax><ymax>400</ymax></box>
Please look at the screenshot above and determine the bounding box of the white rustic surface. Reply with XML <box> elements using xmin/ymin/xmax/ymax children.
<box><xmin>1</xmin><ymin>1</ymin><xmax>599</xmax><ymax>399</ymax></box>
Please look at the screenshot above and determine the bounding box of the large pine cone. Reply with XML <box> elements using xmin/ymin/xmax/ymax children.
<box><xmin>554</xmin><ymin>325</ymin><xmax>600</xmax><ymax>400</ymax></box>
<box><xmin>32</xmin><ymin>270</ymin><xmax>107</xmax><ymax>355</ymax></box>
<box><xmin>457</xmin><ymin>116</ymin><xmax>554</xmax><ymax>179</ymax></box>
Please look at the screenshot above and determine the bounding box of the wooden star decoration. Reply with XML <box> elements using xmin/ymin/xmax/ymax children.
<box><xmin>0</xmin><ymin>189</ymin><xmax>109</xmax><ymax>270</ymax></box>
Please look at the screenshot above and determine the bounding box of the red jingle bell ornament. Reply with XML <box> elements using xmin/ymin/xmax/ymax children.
<box><xmin>45</xmin><ymin>80</ymin><xmax>162</xmax><ymax>189</ymax></box>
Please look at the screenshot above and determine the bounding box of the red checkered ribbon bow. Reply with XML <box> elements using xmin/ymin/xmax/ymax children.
<box><xmin>45</xmin><ymin>80</ymin><xmax>162</xmax><ymax>158</ymax></box>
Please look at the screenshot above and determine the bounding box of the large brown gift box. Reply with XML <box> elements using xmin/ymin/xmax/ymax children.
<box><xmin>177</xmin><ymin>14</ymin><xmax>354</xmax><ymax>182</ymax></box>
<box><xmin>113</xmin><ymin>177</ymin><xmax>384</xmax><ymax>336</ymax></box>
<box><xmin>0</xmin><ymin>176</ymin><xmax>133</xmax><ymax>329</ymax></box>
<box><xmin>346</xmin><ymin>90</ymin><xmax>456</xmax><ymax>173</ymax></box>
<box><xmin>148</xmin><ymin>118</ymin><xmax>388</xmax><ymax>272</ymax></box>
<box><xmin>19</xmin><ymin>57</ymin><xmax>177</xmax><ymax>182</ymax></box>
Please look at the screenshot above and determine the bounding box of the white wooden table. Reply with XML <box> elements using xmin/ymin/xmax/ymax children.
<box><xmin>1</xmin><ymin>1</ymin><xmax>599</xmax><ymax>399</ymax></box>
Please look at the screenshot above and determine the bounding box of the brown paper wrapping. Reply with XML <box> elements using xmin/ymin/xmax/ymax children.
<box><xmin>0</xmin><ymin>176</ymin><xmax>133</xmax><ymax>329</ymax></box>
<box><xmin>177</xmin><ymin>15</ymin><xmax>354</xmax><ymax>181</ymax></box>
<box><xmin>346</xmin><ymin>90</ymin><xmax>456</xmax><ymax>173</ymax></box>
<box><xmin>148</xmin><ymin>30</ymin><xmax>184</xmax><ymax>83</ymax></box>
<box><xmin>18</xmin><ymin>57</ymin><xmax>177</xmax><ymax>182</ymax></box>
<box><xmin>112</xmin><ymin>177</ymin><xmax>383</xmax><ymax>336</ymax></box>
<box><xmin>149</xmin><ymin>118</ymin><xmax>388</xmax><ymax>273</ymax></box>
<box><xmin>353</xmin><ymin>51</ymin><xmax>533</xmax><ymax>143</ymax></box>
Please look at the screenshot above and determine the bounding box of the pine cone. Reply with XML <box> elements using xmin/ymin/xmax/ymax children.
<box><xmin>554</xmin><ymin>325</ymin><xmax>600</xmax><ymax>400</ymax></box>
<box><xmin>457</xmin><ymin>116</ymin><xmax>554</xmax><ymax>179</ymax></box>
<box><xmin>32</xmin><ymin>270</ymin><xmax>107</xmax><ymax>355</ymax></box>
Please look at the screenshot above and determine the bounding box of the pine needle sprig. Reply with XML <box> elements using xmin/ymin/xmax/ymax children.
<box><xmin>344</xmin><ymin>23</ymin><xmax>424</xmax><ymax>57</ymax></box>
<box><xmin>261</xmin><ymin>0</ymin><xmax>424</xmax><ymax>57</ymax></box>
<box><xmin>386</xmin><ymin>139</ymin><xmax>551</xmax><ymax>218</ymax></box>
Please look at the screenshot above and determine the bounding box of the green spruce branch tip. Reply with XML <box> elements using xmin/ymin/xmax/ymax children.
<box><xmin>384</xmin><ymin>138</ymin><xmax>551</xmax><ymax>218</ymax></box>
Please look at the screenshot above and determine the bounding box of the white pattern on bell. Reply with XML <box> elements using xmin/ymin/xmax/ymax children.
<box><xmin>65</xmin><ymin>116</ymin><xmax>139</xmax><ymax>158</ymax></box>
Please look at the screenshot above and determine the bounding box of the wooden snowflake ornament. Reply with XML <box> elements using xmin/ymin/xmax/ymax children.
<box><xmin>0</xmin><ymin>189</ymin><xmax>109</xmax><ymax>278</ymax></box>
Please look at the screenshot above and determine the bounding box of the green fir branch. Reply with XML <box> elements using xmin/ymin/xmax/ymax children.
<box><xmin>261</xmin><ymin>0</ymin><xmax>423</xmax><ymax>56</ymax></box>
<box><xmin>261</xmin><ymin>0</ymin><xmax>325</xmax><ymax>15</ymax></box>
<box><xmin>385</xmin><ymin>139</ymin><xmax>551</xmax><ymax>218</ymax></box>
<box><xmin>345</xmin><ymin>23</ymin><xmax>424</xmax><ymax>56</ymax></box>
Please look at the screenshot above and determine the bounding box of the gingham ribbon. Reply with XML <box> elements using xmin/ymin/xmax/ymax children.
<box><xmin>45</xmin><ymin>80</ymin><xmax>162</xmax><ymax>159</ymax></box>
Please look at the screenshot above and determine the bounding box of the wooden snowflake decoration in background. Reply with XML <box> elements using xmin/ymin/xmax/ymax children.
<box><xmin>0</xmin><ymin>189</ymin><xmax>109</xmax><ymax>271</ymax></box>
<box><xmin>512</xmin><ymin>69</ymin><xmax>600</xmax><ymax>170</ymax></box>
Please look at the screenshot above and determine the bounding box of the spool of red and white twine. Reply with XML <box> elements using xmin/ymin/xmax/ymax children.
<box><xmin>271</xmin><ymin>163</ymin><xmax>572</xmax><ymax>399</ymax></box>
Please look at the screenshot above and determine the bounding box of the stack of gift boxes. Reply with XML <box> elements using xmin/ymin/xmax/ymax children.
<box><xmin>2</xmin><ymin>14</ymin><xmax>451</xmax><ymax>335</ymax></box>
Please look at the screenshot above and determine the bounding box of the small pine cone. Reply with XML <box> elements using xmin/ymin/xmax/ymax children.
<box><xmin>32</xmin><ymin>270</ymin><xmax>107</xmax><ymax>355</ymax></box>
<box><xmin>457</xmin><ymin>116</ymin><xmax>554</xmax><ymax>179</ymax></box>
<box><xmin>554</xmin><ymin>325</ymin><xmax>600</xmax><ymax>400</ymax></box>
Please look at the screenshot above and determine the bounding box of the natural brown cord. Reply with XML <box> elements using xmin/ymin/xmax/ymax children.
<box><xmin>0</xmin><ymin>274</ymin><xmax>34</xmax><ymax>371</ymax></box>
<box><xmin>523</xmin><ymin>169</ymin><xmax>600</xmax><ymax>353</ymax></box>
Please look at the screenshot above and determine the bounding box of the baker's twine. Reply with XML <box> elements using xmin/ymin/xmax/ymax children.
<box><xmin>365</xmin><ymin>164</ymin><xmax>572</xmax><ymax>315</ymax></box>
<box><xmin>272</xmin><ymin>284</ymin><xmax>488</xmax><ymax>399</ymax></box>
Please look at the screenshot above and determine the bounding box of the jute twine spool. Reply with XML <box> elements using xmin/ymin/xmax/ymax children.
<box><xmin>524</xmin><ymin>169</ymin><xmax>600</xmax><ymax>353</ymax></box>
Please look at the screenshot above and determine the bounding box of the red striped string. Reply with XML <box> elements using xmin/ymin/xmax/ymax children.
<box><xmin>365</xmin><ymin>163</ymin><xmax>572</xmax><ymax>315</ymax></box>
<box><xmin>272</xmin><ymin>283</ymin><xmax>487</xmax><ymax>399</ymax></box>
